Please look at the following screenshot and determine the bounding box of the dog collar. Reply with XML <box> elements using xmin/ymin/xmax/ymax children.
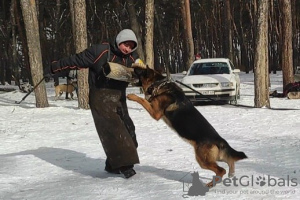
<box><xmin>147</xmin><ymin>78</ymin><xmax>170</xmax><ymax>102</ymax></box>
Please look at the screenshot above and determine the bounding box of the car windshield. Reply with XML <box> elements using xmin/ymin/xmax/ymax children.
<box><xmin>189</xmin><ymin>62</ymin><xmax>230</xmax><ymax>75</ymax></box>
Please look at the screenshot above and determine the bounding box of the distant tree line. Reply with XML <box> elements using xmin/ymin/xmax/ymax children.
<box><xmin>0</xmin><ymin>0</ymin><xmax>299</xmax><ymax>84</ymax></box>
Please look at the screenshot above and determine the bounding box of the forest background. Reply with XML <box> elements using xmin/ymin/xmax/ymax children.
<box><xmin>0</xmin><ymin>0</ymin><xmax>298</xmax><ymax>108</ymax></box>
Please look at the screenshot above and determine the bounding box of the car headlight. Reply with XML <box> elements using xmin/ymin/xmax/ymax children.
<box><xmin>221</xmin><ymin>82</ymin><xmax>233</xmax><ymax>87</ymax></box>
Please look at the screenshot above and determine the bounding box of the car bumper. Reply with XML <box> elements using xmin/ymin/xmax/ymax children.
<box><xmin>183</xmin><ymin>88</ymin><xmax>236</xmax><ymax>102</ymax></box>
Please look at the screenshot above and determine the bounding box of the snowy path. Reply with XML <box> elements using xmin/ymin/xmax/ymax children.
<box><xmin>1</xmin><ymin>72</ymin><xmax>300</xmax><ymax>199</ymax></box>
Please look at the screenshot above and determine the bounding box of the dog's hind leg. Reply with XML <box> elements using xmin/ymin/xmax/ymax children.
<box><xmin>194</xmin><ymin>144</ymin><xmax>226</xmax><ymax>188</ymax></box>
<box><xmin>221</xmin><ymin>155</ymin><xmax>235</xmax><ymax>178</ymax></box>
<box><xmin>54</xmin><ymin>93</ymin><xmax>59</xmax><ymax>101</ymax></box>
<box><xmin>215</xmin><ymin>147</ymin><xmax>236</xmax><ymax>178</ymax></box>
<box><xmin>221</xmin><ymin>144</ymin><xmax>247</xmax><ymax>178</ymax></box>
<box><xmin>227</xmin><ymin>159</ymin><xmax>235</xmax><ymax>178</ymax></box>
<box><xmin>56</xmin><ymin>91</ymin><xmax>63</xmax><ymax>101</ymax></box>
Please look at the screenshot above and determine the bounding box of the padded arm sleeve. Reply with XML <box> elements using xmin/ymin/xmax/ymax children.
<box><xmin>51</xmin><ymin>45</ymin><xmax>102</xmax><ymax>74</ymax></box>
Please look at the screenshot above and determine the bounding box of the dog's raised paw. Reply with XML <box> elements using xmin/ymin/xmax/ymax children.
<box><xmin>206</xmin><ymin>181</ymin><xmax>214</xmax><ymax>188</ymax></box>
<box><xmin>127</xmin><ymin>94</ymin><xmax>138</xmax><ymax>100</ymax></box>
<box><xmin>228</xmin><ymin>173</ymin><xmax>235</xmax><ymax>178</ymax></box>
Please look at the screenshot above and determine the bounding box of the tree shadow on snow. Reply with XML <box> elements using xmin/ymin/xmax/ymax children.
<box><xmin>1</xmin><ymin>147</ymin><xmax>209</xmax><ymax>183</ymax></box>
<box><xmin>1</xmin><ymin>147</ymin><xmax>112</xmax><ymax>179</ymax></box>
<box><xmin>135</xmin><ymin>165</ymin><xmax>211</xmax><ymax>183</ymax></box>
<box><xmin>234</xmin><ymin>140</ymin><xmax>300</xmax><ymax>185</ymax></box>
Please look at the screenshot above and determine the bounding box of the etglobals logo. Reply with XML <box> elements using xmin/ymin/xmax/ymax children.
<box><xmin>181</xmin><ymin>171</ymin><xmax>299</xmax><ymax>197</ymax></box>
<box><xmin>212</xmin><ymin>175</ymin><xmax>298</xmax><ymax>187</ymax></box>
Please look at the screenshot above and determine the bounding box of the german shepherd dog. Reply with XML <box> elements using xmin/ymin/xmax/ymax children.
<box><xmin>55</xmin><ymin>81</ymin><xmax>77</xmax><ymax>100</ymax></box>
<box><xmin>127</xmin><ymin>66</ymin><xmax>247</xmax><ymax>187</ymax></box>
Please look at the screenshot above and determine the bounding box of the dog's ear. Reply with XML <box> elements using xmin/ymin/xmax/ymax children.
<box><xmin>152</xmin><ymin>68</ymin><xmax>166</xmax><ymax>80</ymax></box>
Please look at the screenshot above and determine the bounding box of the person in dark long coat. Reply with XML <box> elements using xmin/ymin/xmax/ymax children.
<box><xmin>44</xmin><ymin>29</ymin><xmax>143</xmax><ymax>178</ymax></box>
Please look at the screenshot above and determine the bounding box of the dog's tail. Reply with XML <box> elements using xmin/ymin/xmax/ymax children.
<box><xmin>221</xmin><ymin>142</ymin><xmax>247</xmax><ymax>161</ymax></box>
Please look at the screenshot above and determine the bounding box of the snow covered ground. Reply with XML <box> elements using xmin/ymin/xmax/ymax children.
<box><xmin>1</xmin><ymin>71</ymin><xmax>300</xmax><ymax>200</ymax></box>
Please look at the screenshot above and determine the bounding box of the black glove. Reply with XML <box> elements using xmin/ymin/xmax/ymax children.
<box><xmin>44</xmin><ymin>63</ymin><xmax>73</xmax><ymax>81</ymax></box>
<box><xmin>43</xmin><ymin>65</ymin><xmax>54</xmax><ymax>81</ymax></box>
<box><xmin>102</xmin><ymin>62</ymin><xmax>111</xmax><ymax>76</ymax></box>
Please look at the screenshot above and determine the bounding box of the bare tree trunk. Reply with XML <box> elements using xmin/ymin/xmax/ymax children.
<box><xmin>269</xmin><ymin>0</ymin><xmax>276</xmax><ymax>74</ymax></box>
<box><xmin>14</xmin><ymin>0</ymin><xmax>31</xmax><ymax>82</ymax></box>
<box><xmin>280</xmin><ymin>0</ymin><xmax>294</xmax><ymax>87</ymax></box>
<box><xmin>68</xmin><ymin>0</ymin><xmax>76</xmax><ymax>101</ymax></box>
<box><xmin>127</xmin><ymin>0</ymin><xmax>145</xmax><ymax>61</ymax></box>
<box><xmin>225</xmin><ymin>0</ymin><xmax>233</xmax><ymax>61</ymax></box>
<box><xmin>291</xmin><ymin>0</ymin><xmax>299</xmax><ymax>68</ymax></box>
<box><xmin>254</xmin><ymin>0</ymin><xmax>270</xmax><ymax>108</ymax></box>
<box><xmin>71</xmin><ymin>0</ymin><xmax>89</xmax><ymax>109</ymax></box>
<box><xmin>180</xmin><ymin>0</ymin><xmax>188</xmax><ymax>69</ymax></box>
<box><xmin>69</xmin><ymin>0</ymin><xmax>76</xmax><ymax>38</ymax></box>
<box><xmin>10</xmin><ymin>0</ymin><xmax>19</xmax><ymax>86</ymax></box>
<box><xmin>20</xmin><ymin>0</ymin><xmax>49</xmax><ymax>108</ymax></box>
<box><xmin>145</xmin><ymin>0</ymin><xmax>155</xmax><ymax>69</ymax></box>
<box><xmin>184</xmin><ymin>0</ymin><xmax>194</xmax><ymax>68</ymax></box>
<box><xmin>53</xmin><ymin>0</ymin><xmax>61</xmax><ymax>87</ymax></box>
<box><xmin>155</xmin><ymin>8</ymin><xmax>170</xmax><ymax>75</ymax></box>
<box><xmin>251</xmin><ymin>0</ymin><xmax>258</xmax><ymax>73</ymax></box>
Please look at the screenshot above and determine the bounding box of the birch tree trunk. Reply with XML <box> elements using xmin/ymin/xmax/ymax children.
<box><xmin>225</xmin><ymin>0</ymin><xmax>233</xmax><ymax>61</ymax></box>
<box><xmin>71</xmin><ymin>0</ymin><xmax>89</xmax><ymax>109</ymax></box>
<box><xmin>10</xmin><ymin>0</ymin><xmax>19</xmax><ymax>86</ymax></box>
<box><xmin>145</xmin><ymin>0</ymin><xmax>154</xmax><ymax>69</ymax></box>
<box><xmin>280</xmin><ymin>0</ymin><xmax>294</xmax><ymax>87</ymax></box>
<box><xmin>20</xmin><ymin>0</ymin><xmax>49</xmax><ymax>108</ymax></box>
<box><xmin>254</xmin><ymin>0</ymin><xmax>270</xmax><ymax>108</ymax></box>
<box><xmin>53</xmin><ymin>0</ymin><xmax>61</xmax><ymax>87</ymax></box>
<box><xmin>184</xmin><ymin>0</ymin><xmax>194</xmax><ymax>68</ymax></box>
<box><xmin>69</xmin><ymin>0</ymin><xmax>76</xmax><ymax>37</ymax></box>
<box><xmin>127</xmin><ymin>0</ymin><xmax>145</xmax><ymax>61</ymax></box>
<box><xmin>180</xmin><ymin>0</ymin><xmax>188</xmax><ymax>69</ymax></box>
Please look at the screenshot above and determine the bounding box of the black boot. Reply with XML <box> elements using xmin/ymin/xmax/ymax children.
<box><xmin>120</xmin><ymin>165</ymin><xmax>136</xmax><ymax>178</ymax></box>
<box><xmin>105</xmin><ymin>159</ymin><xmax>121</xmax><ymax>174</ymax></box>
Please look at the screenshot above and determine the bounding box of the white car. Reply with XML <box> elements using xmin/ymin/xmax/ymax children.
<box><xmin>180</xmin><ymin>58</ymin><xmax>240</xmax><ymax>104</ymax></box>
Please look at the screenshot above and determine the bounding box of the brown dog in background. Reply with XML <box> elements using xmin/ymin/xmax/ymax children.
<box><xmin>127</xmin><ymin>66</ymin><xmax>247</xmax><ymax>187</ymax></box>
<box><xmin>55</xmin><ymin>81</ymin><xmax>77</xmax><ymax>100</ymax></box>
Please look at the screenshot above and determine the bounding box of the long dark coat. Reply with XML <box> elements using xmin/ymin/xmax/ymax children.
<box><xmin>50</xmin><ymin>41</ymin><xmax>140</xmax><ymax>169</ymax></box>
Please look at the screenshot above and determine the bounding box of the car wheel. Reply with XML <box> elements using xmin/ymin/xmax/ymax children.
<box><xmin>237</xmin><ymin>86</ymin><xmax>241</xmax><ymax>99</ymax></box>
<box><xmin>230</xmin><ymin>99</ymin><xmax>237</xmax><ymax>105</ymax></box>
<box><xmin>230</xmin><ymin>87</ymin><xmax>239</xmax><ymax>105</ymax></box>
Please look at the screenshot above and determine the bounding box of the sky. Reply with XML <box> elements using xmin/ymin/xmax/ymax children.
<box><xmin>1</xmin><ymin>71</ymin><xmax>300</xmax><ymax>200</ymax></box>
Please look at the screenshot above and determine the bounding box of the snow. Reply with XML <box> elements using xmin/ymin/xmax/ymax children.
<box><xmin>1</xmin><ymin>71</ymin><xmax>300</xmax><ymax>200</ymax></box>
